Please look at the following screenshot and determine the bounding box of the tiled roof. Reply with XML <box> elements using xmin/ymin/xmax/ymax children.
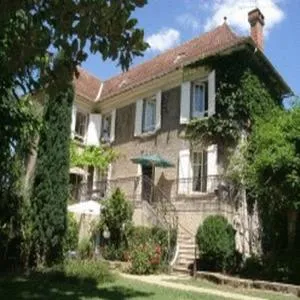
<box><xmin>74</xmin><ymin>67</ymin><xmax>102</xmax><ymax>102</ymax></box>
<box><xmin>100</xmin><ymin>23</ymin><xmax>245</xmax><ymax>100</ymax></box>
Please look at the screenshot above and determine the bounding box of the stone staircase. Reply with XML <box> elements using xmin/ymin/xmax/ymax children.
<box><xmin>172</xmin><ymin>226</ymin><xmax>197</xmax><ymax>274</ymax></box>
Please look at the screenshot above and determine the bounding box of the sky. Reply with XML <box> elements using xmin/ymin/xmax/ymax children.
<box><xmin>82</xmin><ymin>0</ymin><xmax>300</xmax><ymax>96</ymax></box>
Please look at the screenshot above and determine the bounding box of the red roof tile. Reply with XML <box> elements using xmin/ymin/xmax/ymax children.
<box><xmin>100</xmin><ymin>23</ymin><xmax>244</xmax><ymax>101</ymax></box>
<box><xmin>74</xmin><ymin>67</ymin><xmax>102</xmax><ymax>102</ymax></box>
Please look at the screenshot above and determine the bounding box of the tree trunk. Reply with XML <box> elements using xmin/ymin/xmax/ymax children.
<box><xmin>287</xmin><ymin>209</ymin><xmax>298</xmax><ymax>250</ymax></box>
<box><xmin>24</xmin><ymin>136</ymin><xmax>39</xmax><ymax>193</ymax></box>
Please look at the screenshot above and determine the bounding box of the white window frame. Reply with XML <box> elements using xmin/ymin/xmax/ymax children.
<box><xmin>74</xmin><ymin>110</ymin><xmax>88</xmax><ymax>141</ymax></box>
<box><xmin>142</xmin><ymin>96</ymin><xmax>156</xmax><ymax>134</ymax></box>
<box><xmin>101</xmin><ymin>113</ymin><xmax>112</xmax><ymax>143</ymax></box>
<box><xmin>191</xmin><ymin>81</ymin><xmax>207</xmax><ymax>119</ymax></box>
<box><xmin>191</xmin><ymin>150</ymin><xmax>208</xmax><ymax>194</ymax></box>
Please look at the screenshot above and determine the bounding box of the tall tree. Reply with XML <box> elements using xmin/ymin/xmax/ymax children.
<box><xmin>30</xmin><ymin>55</ymin><xmax>74</xmax><ymax>265</ymax></box>
<box><xmin>246</xmin><ymin>106</ymin><xmax>300</xmax><ymax>251</ymax></box>
<box><xmin>0</xmin><ymin>0</ymin><xmax>148</xmax><ymax>267</ymax></box>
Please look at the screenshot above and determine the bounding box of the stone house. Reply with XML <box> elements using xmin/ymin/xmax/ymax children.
<box><xmin>70</xmin><ymin>9</ymin><xmax>291</xmax><ymax>271</ymax></box>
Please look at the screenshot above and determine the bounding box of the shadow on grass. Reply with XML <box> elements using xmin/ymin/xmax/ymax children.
<box><xmin>0</xmin><ymin>271</ymin><xmax>154</xmax><ymax>300</ymax></box>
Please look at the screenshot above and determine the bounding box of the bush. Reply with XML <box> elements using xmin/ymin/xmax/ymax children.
<box><xmin>100</xmin><ymin>244</ymin><xmax>127</xmax><ymax>261</ymax></box>
<box><xmin>63</xmin><ymin>212</ymin><xmax>79</xmax><ymax>254</ymax></box>
<box><xmin>196</xmin><ymin>215</ymin><xmax>235</xmax><ymax>272</ymax></box>
<box><xmin>98</xmin><ymin>188</ymin><xmax>133</xmax><ymax>261</ymax></box>
<box><xmin>36</xmin><ymin>259</ymin><xmax>114</xmax><ymax>284</ymax></box>
<box><xmin>129</xmin><ymin>226</ymin><xmax>177</xmax><ymax>264</ymax></box>
<box><xmin>240</xmin><ymin>250</ymin><xmax>300</xmax><ymax>284</ymax></box>
<box><xmin>65</xmin><ymin>259</ymin><xmax>114</xmax><ymax>283</ymax></box>
<box><xmin>78</xmin><ymin>238</ymin><xmax>94</xmax><ymax>260</ymax></box>
<box><xmin>128</xmin><ymin>226</ymin><xmax>177</xmax><ymax>274</ymax></box>
<box><xmin>130</xmin><ymin>241</ymin><xmax>161</xmax><ymax>275</ymax></box>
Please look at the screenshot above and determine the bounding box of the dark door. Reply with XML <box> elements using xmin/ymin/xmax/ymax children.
<box><xmin>142</xmin><ymin>165</ymin><xmax>154</xmax><ymax>202</ymax></box>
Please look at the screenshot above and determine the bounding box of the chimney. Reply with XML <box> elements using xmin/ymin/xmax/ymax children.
<box><xmin>248</xmin><ymin>8</ymin><xmax>265</xmax><ymax>51</ymax></box>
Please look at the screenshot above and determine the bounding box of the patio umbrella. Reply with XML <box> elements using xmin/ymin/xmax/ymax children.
<box><xmin>131</xmin><ymin>154</ymin><xmax>174</xmax><ymax>168</ymax></box>
<box><xmin>68</xmin><ymin>200</ymin><xmax>101</xmax><ymax>216</ymax></box>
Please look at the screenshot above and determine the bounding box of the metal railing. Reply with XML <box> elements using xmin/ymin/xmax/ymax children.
<box><xmin>69</xmin><ymin>175</ymin><xmax>222</xmax><ymax>203</ymax></box>
<box><xmin>69</xmin><ymin>176</ymin><xmax>141</xmax><ymax>203</ymax></box>
<box><xmin>176</xmin><ymin>175</ymin><xmax>221</xmax><ymax>195</ymax></box>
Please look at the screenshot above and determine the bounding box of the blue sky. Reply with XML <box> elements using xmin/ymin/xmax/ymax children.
<box><xmin>82</xmin><ymin>0</ymin><xmax>300</xmax><ymax>96</ymax></box>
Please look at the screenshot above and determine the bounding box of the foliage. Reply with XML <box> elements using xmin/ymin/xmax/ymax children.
<box><xmin>70</xmin><ymin>141</ymin><xmax>117</xmax><ymax>169</ymax></box>
<box><xmin>0</xmin><ymin>1</ymin><xmax>148</xmax><ymax>97</ymax></box>
<box><xmin>0</xmin><ymin>95</ymin><xmax>41</xmax><ymax>268</ymax></box>
<box><xmin>241</xmin><ymin>251</ymin><xmax>300</xmax><ymax>284</ymax></box>
<box><xmin>129</xmin><ymin>226</ymin><xmax>177</xmax><ymax>263</ymax></box>
<box><xmin>0</xmin><ymin>0</ymin><xmax>148</xmax><ymax>269</ymax></box>
<box><xmin>36</xmin><ymin>259</ymin><xmax>114</xmax><ymax>285</ymax></box>
<box><xmin>99</xmin><ymin>188</ymin><xmax>133</xmax><ymax>253</ymax></box>
<box><xmin>30</xmin><ymin>55</ymin><xmax>74</xmax><ymax>266</ymax></box>
<box><xmin>196</xmin><ymin>215</ymin><xmax>235</xmax><ymax>272</ymax></box>
<box><xmin>63</xmin><ymin>213</ymin><xmax>79</xmax><ymax>254</ymax></box>
<box><xmin>64</xmin><ymin>259</ymin><xmax>114</xmax><ymax>284</ymax></box>
<box><xmin>100</xmin><ymin>244</ymin><xmax>128</xmax><ymax>262</ymax></box>
<box><xmin>78</xmin><ymin>238</ymin><xmax>94</xmax><ymax>260</ymax></box>
<box><xmin>186</xmin><ymin>52</ymin><xmax>281</xmax><ymax>148</ymax></box>
<box><xmin>246</xmin><ymin>107</ymin><xmax>300</xmax><ymax>211</ymax></box>
<box><xmin>244</xmin><ymin>106</ymin><xmax>300</xmax><ymax>251</ymax></box>
<box><xmin>130</xmin><ymin>241</ymin><xmax>161</xmax><ymax>275</ymax></box>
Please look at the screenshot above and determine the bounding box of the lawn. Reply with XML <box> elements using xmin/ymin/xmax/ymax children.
<box><xmin>0</xmin><ymin>273</ymin><xmax>228</xmax><ymax>300</ymax></box>
<box><xmin>168</xmin><ymin>278</ymin><xmax>299</xmax><ymax>300</ymax></box>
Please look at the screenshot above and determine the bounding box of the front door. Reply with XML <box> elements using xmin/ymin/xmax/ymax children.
<box><xmin>142</xmin><ymin>165</ymin><xmax>154</xmax><ymax>202</ymax></box>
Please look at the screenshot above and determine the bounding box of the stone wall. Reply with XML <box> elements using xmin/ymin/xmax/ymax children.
<box><xmin>112</xmin><ymin>86</ymin><xmax>189</xmax><ymax>200</ymax></box>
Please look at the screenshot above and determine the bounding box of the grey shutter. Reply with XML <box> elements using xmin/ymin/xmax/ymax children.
<box><xmin>208</xmin><ymin>70</ymin><xmax>216</xmax><ymax>116</ymax></box>
<box><xmin>134</xmin><ymin>100</ymin><xmax>143</xmax><ymax>136</ymax></box>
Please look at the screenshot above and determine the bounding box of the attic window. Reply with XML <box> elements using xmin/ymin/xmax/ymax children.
<box><xmin>173</xmin><ymin>52</ymin><xmax>186</xmax><ymax>64</ymax></box>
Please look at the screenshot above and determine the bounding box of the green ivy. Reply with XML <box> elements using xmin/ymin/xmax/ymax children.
<box><xmin>70</xmin><ymin>141</ymin><xmax>117</xmax><ymax>170</ymax></box>
<box><xmin>186</xmin><ymin>52</ymin><xmax>282</xmax><ymax>148</ymax></box>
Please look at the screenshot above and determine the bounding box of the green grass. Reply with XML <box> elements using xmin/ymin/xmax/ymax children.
<box><xmin>168</xmin><ymin>278</ymin><xmax>299</xmax><ymax>300</ymax></box>
<box><xmin>0</xmin><ymin>273</ymin><xmax>228</xmax><ymax>300</ymax></box>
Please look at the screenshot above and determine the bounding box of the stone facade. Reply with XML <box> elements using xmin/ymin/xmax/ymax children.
<box><xmin>111</xmin><ymin>86</ymin><xmax>189</xmax><ymax>199</ymax></box>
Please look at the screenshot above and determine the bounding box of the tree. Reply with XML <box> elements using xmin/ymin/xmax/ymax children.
<box><xmin>246</xmin><ymin>106</ymin><xmax>300</xmax><ymax>251</ymax></box>
<box><xmin>30</xmin><ymin>55</ymin><xmax>74</xmax><ymax>265</ymax></box>
<box><xmin>0</xmin><ymin>1</ymin><xmax>148</xmax><ymax>267</ymax></box>
<box><xmin>0</xmin><ymin>1</ymin><xmax>148</xmax><ymax>96</ymax></box>
<box><xmin>100</xmin><ymin>188</ymin><xmax>133</xmax><ymax>250</ymax></box>
<box><xmin>196</xmin><ymin>215</ymin><xmax>235</xmax><ymax>272</ymax></box>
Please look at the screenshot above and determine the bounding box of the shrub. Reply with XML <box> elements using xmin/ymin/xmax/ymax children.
<box><xmin>129</xmin><ymin>226</ymin><xmax>177</xmax><ymax>264</ymax></box>
<box><xmin>130</xmin><ymin>241</ymin><xmax>161</xmax><ymax>275</ymax></box>
<box><xmin>98</xmin><ymin>189</ymin><xmax>133</xmax><ymax>257</ymax></box>
<box><xmin>100</xmin><ymin>244</ymin><xmax>127</xmax><ymax>261</ymax></box>
<box><xmin>78</xmin><ymin>238</ymin><xmax>93</xmax><ymax>260</ymax></box>
<box><xmin>36</xmin><ymin>259</ymin><xmax>114</xmax><ymax>284</ymax></box>
<box><xmin>63</xmin><ymin>212</ymin><xmax>79</xmax><ymax>254</ymax></box>
<box><xmin>64</xmin><ymin>259</ymin><xmax>114</xmax><ymax>284</ymax></box>
<box><xmin>196</xmin><ymin>215</ymin><xmax>235</xmax><ymax>272</ymax></box>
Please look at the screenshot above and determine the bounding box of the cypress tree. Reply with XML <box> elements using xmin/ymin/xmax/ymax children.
<box><xmin>31</xmin><ymin>55</ymin><xmax>74</xmax><ymax>266</ymax></box>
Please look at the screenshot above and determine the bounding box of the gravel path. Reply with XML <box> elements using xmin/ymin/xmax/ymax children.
<box><xmin>121</xmin><ymin>273</ymin><xmax>266</xmax><ymax>300</ymax></box>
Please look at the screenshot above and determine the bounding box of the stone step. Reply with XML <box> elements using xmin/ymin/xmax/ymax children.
<box><xmin>178</xmin><ymin>253</ymin><xmax>195</xmax><ymax>260</ymax></box>
<box><xmin>172</xmin><ymin>266</ymin><xmax>191</xmax><ymax>275</ymax></box>
<box><xmin>179</xmin><ymin>244</ymin><xmax>196</xmax><ymax>250</ymax></box>
<box><xmin>177</xmin><ymin>258</ymin><xmax>195</xmax><ymax>266</ymax></box>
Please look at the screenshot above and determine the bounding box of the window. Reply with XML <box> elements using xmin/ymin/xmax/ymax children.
<box><xmin>142</xmin><ymin>97</ymin><xmax>156</xmax><ymax>133</ymax></box>
<box><xmin>101</xmin><ymin>113</ymin><xmax>112</xmax><ymax>143</ymax></box>
<box><xmin>75</xmin><ymin>111</ymin><xmax>88</xmax><ymax>140</ymax></box>
<box><xmin>192</xmin><ymin>150</ymin><xmax>207</xmax><ymax>192</ymax></box>
<box><xmin>191</xmin><ymin>81</ymin><xmax>208</xmax><ymax>118</ymax></box>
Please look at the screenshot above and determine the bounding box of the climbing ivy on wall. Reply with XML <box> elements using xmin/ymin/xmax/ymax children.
<box><xmin>70</xmin><ymin>141</ymin><xmax>117</xmax><ymax>170</ymax></box>
<box><xmin>186</xmin><ymin>51</ymin><xmax>283</xmax><ymax>148</ymax></box>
